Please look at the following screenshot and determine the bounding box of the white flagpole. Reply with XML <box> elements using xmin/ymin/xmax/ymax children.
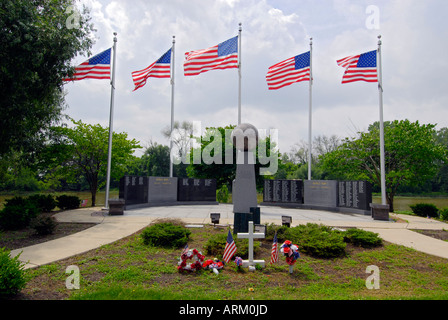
<box><xmin>105</xmin><ymin>32</ymin><xmax>118</xmax><ymax>209</ymax></box>
<box><xmin>169</xmin><ymin>35</ymin><xmax>176</xmax><ymax>178</ymax></box>
<box><xmin>308</xmin><ymin>37</ymin><xmax>313</xmax><ymax>181</ymax></box>
<box><xmin>377</xmin><ymin>35</ymin><xmax>387</xmax><ymax>205</ymax></box>
<box><xmin>238</xmin><ymin>22</ymin><xmax>242</xmax><ymax>125</ymax></box>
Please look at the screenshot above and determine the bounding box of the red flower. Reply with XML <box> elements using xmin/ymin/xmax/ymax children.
<box><xmin>286</xmin><ymin>256</ymin><xmax>296</xmax><ymax>266</ymax></box>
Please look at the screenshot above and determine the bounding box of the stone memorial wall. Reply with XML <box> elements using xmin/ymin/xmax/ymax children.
<box><xmin>119</xmin><ymin>176</ymin><xmax>217</xmax><ymax>209</ymax></box>
<box><xmin>262</xmin><ymin>179</ymin><xmax>372</xmax><ymax>215</ymax></box>
<box><xmin>263</xmin><ymin>179</ymin><xmax>303</xmax><ymax>204</ymax></box>
<box><xmin>177</xmin><ymin>178</ymin><xmax>217</xmax><ymax>202</ymax></box>
<box><xmin>119</xmin><ymin>176</ymin><xmax>148</xmax><ymax>206</ymax></box>
<box><xmin>304</xmin><ymin>180</ymin><xmax>339</xmax><ymax>207</ymax></box>
<box><xmin>338</xmin><ymin>180</ymin><xmax>372</xmax><ymax>211</ymax></box>
<box><xmin>148</xmin><ymin>177</ymin><xmax>178</xmax><ymax>202</ymax></box>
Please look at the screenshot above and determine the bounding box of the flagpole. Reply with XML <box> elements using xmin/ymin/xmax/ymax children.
<box><xmin>238</xmin><ymin>22</ymin><xmax>242</xmax><ymax>125</ymax></box>
<box><xmin>169</xmin><ymin>35</ymin><xmax>176</xmax><ymax>178</ymax></box>
<box><xmin>377</xmin><ymin>35</ymin><xmax>387</xmax><ymax>205</ymax></box>
<box><xmin>308</xmin><ymin>37</ymin><xmax>313</xmax><ymax>181</ymax></box>
<box><xmin>105</xmin><ymin>32</ymin><xmax>118</xmax><ymax>209</ymax></box>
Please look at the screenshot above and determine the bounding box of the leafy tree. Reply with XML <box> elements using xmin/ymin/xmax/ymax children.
<box><xmin>320</xmin><ymin>120</ymin><xmax>447</xmax><ymax>211</ymax></box>
<box><xmin>44</xmin><ymin>119</ymin><xmax>141</xmax><ymax>207</ymax></box>
<box><xmin>141</xmin><ymin>142</ymin><xmax>171</xmax><ymax>177</ymax></box>
<box><xmin>161</xmin><ymin>121</ymin><xmax>194</xmax><ymax>178</ymax></box>
<box><xmin>187</xmin><ymin>125</ymin><xmax>236</xmax><ymax>189</ymax></box>
<box><xmin>186</xmin><ymin>125</ymin><xmax>278</xmax><ymax>190</ymax></box>
<box><xmin>432</xmin><ymin>127</ymin><xmax>448</xmax><ymax>193</ymax></box>
<box><xmin>0</xmin><ymin>0</ymin><xmax>94</xmax><ymax>156</ymax></box>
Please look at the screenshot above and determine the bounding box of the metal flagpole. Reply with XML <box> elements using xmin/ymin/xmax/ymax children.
<box><xmin>104</xmin><ymin>32</ymin><xmax>118</xmax><ymax>209</ymax></box>
<box><xmin>308</xmin><ymin>38</ymin><xmax>313</xmax><ymax>181</ymax></box>
<box><xmin>238</xmin><ymin>22</ymin><xmax>242</xmax><ymax>125</ymax></box>
<box><xmin>169</xmin><ymin>35</ymin><xmax>176</xmax><ymax>178</ymax></box>
<box><xmin>377</xmin><ymin>35</ymin><xmax>387</xmax><ymax>205</ymax></box>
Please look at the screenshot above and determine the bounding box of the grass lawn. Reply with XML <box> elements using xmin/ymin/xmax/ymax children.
<box><xmin>16</xmin><ymin>222</ymin><xmax>448</xmax><ymax>301</ymax></box>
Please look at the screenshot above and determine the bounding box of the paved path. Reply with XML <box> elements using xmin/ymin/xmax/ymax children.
<box><xmin>10</xmin><ymin>204</ymin><xmax>448</xmax><ymax>269</ymax></box>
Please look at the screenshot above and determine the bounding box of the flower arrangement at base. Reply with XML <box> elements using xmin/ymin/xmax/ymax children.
<box><xmin>280</xmin><ymin>240</ymin><xmax>300</xmax><ymax>265</ymax></box>
<box><xmin>177</xmin><ymin>248</ymin><xmax>205</xmax><ymax>272</ymax></box>
<box><xmin>234</xmin><ymin>257</ymin><xmax>243</xmax><ymax>267</ymax></box>
<box><xmin>203</xmin><ymin>258</ymin><xmax>224</xmax><ymax>274</ymax></box>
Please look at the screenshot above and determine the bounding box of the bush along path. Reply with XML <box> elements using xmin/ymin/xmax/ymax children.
<box><xmin>0</xmin><ymin>194</ymin><xmax>95</xmax><ymax>251</ymax></box>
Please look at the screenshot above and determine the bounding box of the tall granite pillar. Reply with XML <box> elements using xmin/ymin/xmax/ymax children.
<box><xmin>231</xmin><ymin>123</ymin><xmax>260</xmax><ymax>233</ymax></box>
<box><xmin>233</xmin><ymin>150</ymin><xmax>258</xmax><ymax>213</ymax></box>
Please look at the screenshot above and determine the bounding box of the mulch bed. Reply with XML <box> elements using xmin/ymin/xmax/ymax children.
<box><xmin>413</xmin><ymin>229</ymin><xmax>448</xmax><ymax>241</ymax></box>
<box><xmin>0</xmin><ymin>212</ymin><xmax>97</xmax><ymax>251</ymax></box>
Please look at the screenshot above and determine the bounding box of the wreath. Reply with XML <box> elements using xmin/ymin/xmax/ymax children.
<box><xmin>177</xmin><ymin>248</ymin><xmax>205</xmax><ymax>272</ymax></box>
<box><xmin>280</xmin><ymin>240</ymin><xmax>301</xmax><ymax>265</ymax></box>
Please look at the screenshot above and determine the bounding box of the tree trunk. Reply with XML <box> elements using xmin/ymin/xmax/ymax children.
<box><xmin>387</xmin><ymin>192</ymin><xmax>394</xmax><ymax>213</ymax></box>
<box><xmin>90</xmin><ymin>176</ymin><xmax>98</xmax><ymax>207</ymax></box>
<box><xmin>91</xmin><ymin>189</ymin><xmax>96</xmax><ymax>207</ymax></box>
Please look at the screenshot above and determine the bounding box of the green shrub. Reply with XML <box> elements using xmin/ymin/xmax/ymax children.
<box><xmin>439</xmin><ymin>208</ymin><xmax>448</xmax><ymax>221</ymax></box>
<box><xmin>56</xmin><ymin>195</ymin><xmax>81</xmax><ymax>211</ymax></box>
<box><xmin>410</xmin><ymin>203</ymin><xmax>439</xmax><ymax>218</ymax></box>
<box><xmin>0</xmin><ymin>248</ymin><xmax>27</xmax><ymax>296</ymax></box>
<box><xmin>265</xmin><ymin>223</ymin><xmax>289</xmax><ymax>242</ymax></box>
<box><xmin>286</xmin><ymin>223</ymin><xmax>346</xmax><ymax>258</ymax></box>
<box><xmin>31</xmin><ymin>215</ymin><xmax>57</xmax><ymax>236</ymax></box>
<box><xmin>203</xmin><ymin>232</ymin><xmax>260</xmax><ymax>259</ymax></box>
<box><xmin>28</xmin><ymin>194</ymin><xmax>57</xmax><ymax>213</ymax></box>
<box><xmin>216</xmin><ymin>185</ymin><xmax>230</xmax><ymax>203</ymax></box>
<box><xmin>4</xmin><ymin>196</ymin><xmax>29</xmax><ymax>207</ymax></box>
<box><xmin>141</xmin><ymin>223</ymin><xmax>191</xmax><ymax>248</ymax></box>
<box><xmin>0</xmin><ymin>197</ymin><xmax>39</xmax><ymax>230</ymax></box>
<box><xmin>343</xmin><ymin>228</ymin><xmax>383</xmax><ymax>248</ymax></box>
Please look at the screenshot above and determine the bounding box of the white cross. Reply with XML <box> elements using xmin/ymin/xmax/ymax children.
<box><xmin>237</xmin><ymin>221</ymin><xmax>265</xmax><ymax>268</ymax></box>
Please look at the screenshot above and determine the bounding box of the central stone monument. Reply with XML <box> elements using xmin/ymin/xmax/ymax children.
<box><xmin>231</xmin><ymin>123</ymin><xmax>259</xmax><ymax>233</ymax></box>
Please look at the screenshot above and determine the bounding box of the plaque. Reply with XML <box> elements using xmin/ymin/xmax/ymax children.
<box><xmin>304</xmin><ymin>180</ymin><xmax>338</xmax><ymax>207</ymax></box>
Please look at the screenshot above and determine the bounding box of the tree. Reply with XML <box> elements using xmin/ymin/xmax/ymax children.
<box><xmin>44</xmin><ymin>119</ymin><xmax>141</xmax><ymax>207</ymax></box>
<box><xmin>289</xmin><ymin>135</ymin><xmax>340</xmax><ymax>165</ymax></box>
<box><xmin>431</xmin><ymin>127</ymin><xmax>448</xmax><ymax>193</ymax></box>
<box><xmin>140</xmin><ymin>141</ymin><xmax>171</xmax><ymax>177</ymax></box>
<box><xmin>161</xmin><ymin>121</ymin><xmax>194</xmax><ymax>177</ymax></box>
<box><xmin>0</xmin><ymin>0</ymin><xmax>94</xmax><ymax>156</ymax></box>
<box><xmin>320</xmin><ymin>120</ymin><xmax>447</xmax><ymax>211</ymax></box>
<box><xmin>186</xmin><ymin>125</ymin><xmax>279</xmax><ymax>190</ymax></box>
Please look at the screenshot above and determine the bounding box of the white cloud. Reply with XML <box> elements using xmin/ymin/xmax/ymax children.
<box><xmin>64</xmin><ymin>0</ymin><xmax>448</xmax><ymax>157</ymax></box>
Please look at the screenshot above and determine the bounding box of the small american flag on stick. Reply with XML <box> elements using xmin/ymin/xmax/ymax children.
<box><xmin>222</xmin><ymin>229</ymin><xmax>237</xmax><ymax>263</ymax></box>
<box><xmin>270</xmin><ymin>232</ymin><xmax>279</xmax><ymax>264</ymax></box>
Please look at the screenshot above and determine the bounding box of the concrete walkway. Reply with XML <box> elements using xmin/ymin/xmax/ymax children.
<box><xmin>10</xmin><ymin>204</ymin><xmax>448</xmax><ymax>269</ymax></box>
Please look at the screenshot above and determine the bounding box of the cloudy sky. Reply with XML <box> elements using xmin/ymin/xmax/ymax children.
<box><xmin>64</xmin><ymin>0</ymin><xmax>448</xmax><ymax>156</ymax></box>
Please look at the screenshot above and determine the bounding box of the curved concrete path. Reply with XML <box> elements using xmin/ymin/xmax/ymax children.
<box><xmin>10</xmin><ymin>204</ymin><xmax>448</xmax><ymax>269</ymax></box>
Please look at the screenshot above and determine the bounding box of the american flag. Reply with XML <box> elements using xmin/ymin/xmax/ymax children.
<box><xmin>181</xmin><ymin>244</ymin><xmax>189</xmax><ymax>256</ymax></box>
<box><xmin>222</xmin><ymin>230</ymin><xmax>237</xmax><ymax>263</ymax></box>
<box><xmin>337</xmin><ymin>50</ymin><xmax>377</xmax><ymax>84</ymax></box>
<box><xmin>184</xmin><ymin>36</ymin><xmax>238</xmax><ymax>76</ymax></box>
<box><xmin>266</xmin><ymin>51</ymin><xmax>311</xmax><ymax>90</ymax></box>
<box><xmin>270</xmin><ymin>232</ymin><xmax>279</xmax><ymax>264</ymax></box>
<box><xmin>132</xmin><ymin>48</ymin><xmax>172</xmax><ymax>91</ymax></box>
<box><xmin>63</xmin><ymin>48</ymin><xmax>111</xmax><ymax>81</ymax></box>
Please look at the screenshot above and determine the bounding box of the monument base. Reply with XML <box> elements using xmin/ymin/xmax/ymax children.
<box><xmin>242</xmin><ymin>260</ymin><xmax>265</xmax><ymax>268</ymax></box>
<box><xmin>233</xmin><ymin>208</ymin><xmax>260</xmax><ymax>234</ymax></box>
